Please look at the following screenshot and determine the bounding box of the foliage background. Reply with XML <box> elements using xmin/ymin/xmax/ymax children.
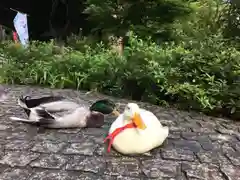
<box><xmin>0</xmin><ymin>0</ymin><xmax>239</xmax><ymax>120</ymax></box>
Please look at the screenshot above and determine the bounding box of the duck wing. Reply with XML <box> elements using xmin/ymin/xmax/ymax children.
<box><xmin>18</xmin><ymin>95</ymin><xmax>82</xmax><ymax>116</ymax></box>
<box><xmin>18</xmin><ymin>95</ymin><xmax>67</xmax><ymax>116</ymax></box>
<box><xmin>34</xmin><ymin>107</ymin><xmax>55</xmax><ymax>120</ymax></box>
<box><xmin>33</xmin><ymin>107</ymin><xmax>90</xmax><ymax>128</ymax></box>
<box><xmin>18</xmin><ymin>95</ymin><xmax>66</xmax><ymax>109</ymax></box>
<box><xmin>139</xmin><ymin>108</ymin><xmax>165</xmax><ymax>128</ymax></box>
<box><xmin>9</xmin><ymin>106</ymin><xmax>57</xmax><ymax>126</ymax></box>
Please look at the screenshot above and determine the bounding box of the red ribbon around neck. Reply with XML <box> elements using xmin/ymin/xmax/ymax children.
<box><xmin>104</xmin><ymin>122</ymin><xmax>137</xmax><ymax>153</ymax></box>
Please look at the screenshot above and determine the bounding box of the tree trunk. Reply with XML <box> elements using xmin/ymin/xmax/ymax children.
<box><xmin>0</xmin><ymin>25</ymin><xmax>6</xmax><ymax>42</ymax></box>
<box><xmin>116</xmin><ymin>36</ymin><xmax>124</xmax><ymax>55</ymax></box>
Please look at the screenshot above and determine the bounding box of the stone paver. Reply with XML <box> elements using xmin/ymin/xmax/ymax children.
<box><xmin>0</xmin><ymin>84</ymin><xmax>240</xmax><ymax>180</ymax></box>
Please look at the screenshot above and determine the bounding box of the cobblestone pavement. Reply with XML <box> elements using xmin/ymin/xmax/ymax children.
<box><xmin>0</xmin><ymin>85</ymin><xmax>239</xmax><ymax>180</ymax></box>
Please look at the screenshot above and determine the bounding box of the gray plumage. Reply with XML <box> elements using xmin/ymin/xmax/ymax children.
<box><xmin>9</xmin><ymin>95</ymin><xmax>104</xmax><ymax>128</ymax></box>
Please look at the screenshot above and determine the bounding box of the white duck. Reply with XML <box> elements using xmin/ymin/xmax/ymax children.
<box><xmin>104</xmin><ymin>103</ymin><xmax>169</xmax><ymax>154</ymax></box>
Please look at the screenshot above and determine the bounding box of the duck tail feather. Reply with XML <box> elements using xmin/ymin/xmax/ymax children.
<box><xmin>9</xmin><ymin>116</ymin><xmax>36</xmax><ymax>122</ymax></box>
<box><xmin>18</xmin><ymin>95</ymin><xmax>30</xmax><ymax>109</ymax></box>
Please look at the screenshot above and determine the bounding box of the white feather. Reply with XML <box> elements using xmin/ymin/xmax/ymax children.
<box><xmin>9</xmin><ymin>116</ymin><xmax>35</xmax><ymax>122</ymax></box>
<box><xmin>18</xmin><ymin>98</ymin><xmax>28</xmax><ymax>108</ymax></box>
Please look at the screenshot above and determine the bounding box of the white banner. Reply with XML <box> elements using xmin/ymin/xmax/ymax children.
<box><xmin>13</xmin><ymin>12</ymin><xmax>29</xmax><ymax>47</ymax></box>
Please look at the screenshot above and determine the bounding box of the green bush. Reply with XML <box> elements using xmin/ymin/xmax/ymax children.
<box><xmin>0</xmin><ymin>33</ymin><xmax>240</xmax><ymax>120</ymax></box>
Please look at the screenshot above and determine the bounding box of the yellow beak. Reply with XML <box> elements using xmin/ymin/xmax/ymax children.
<box><xmin>132</xmin><ymin>113</ymin><xmax>146</xmax><ymax>130</ymax></box>
<box><xmin>112</xmin><ymin>109</ymin><xmax>120</xmax><ymax>116</ymax></box>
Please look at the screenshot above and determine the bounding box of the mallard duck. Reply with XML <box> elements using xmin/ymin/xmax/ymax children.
<box><xmin>104</xmin><ymin>103</ymin><xmax>169</xmax><ymax>154</ymax></box>
<box><xmin>10</xmin><ymin>95</ymin><xmax>120</xmax><ymax>128</ymax></box>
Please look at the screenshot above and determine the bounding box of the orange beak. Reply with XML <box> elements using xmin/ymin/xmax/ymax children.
<box><xmin>132</xmin><ymin>113</ymin><xmax>146</xmax><ymax>130</ymax></box>
<box><xmin>112</xmin><ymin>109</ymin><xmax>120</xmax><ymax>116</ymax></box>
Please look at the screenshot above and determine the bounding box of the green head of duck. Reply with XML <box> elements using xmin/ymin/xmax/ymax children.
<box><xmin>90</xmin><ymin>99</ymin><xmax>120</xmax><ymax>116</ymax></box>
